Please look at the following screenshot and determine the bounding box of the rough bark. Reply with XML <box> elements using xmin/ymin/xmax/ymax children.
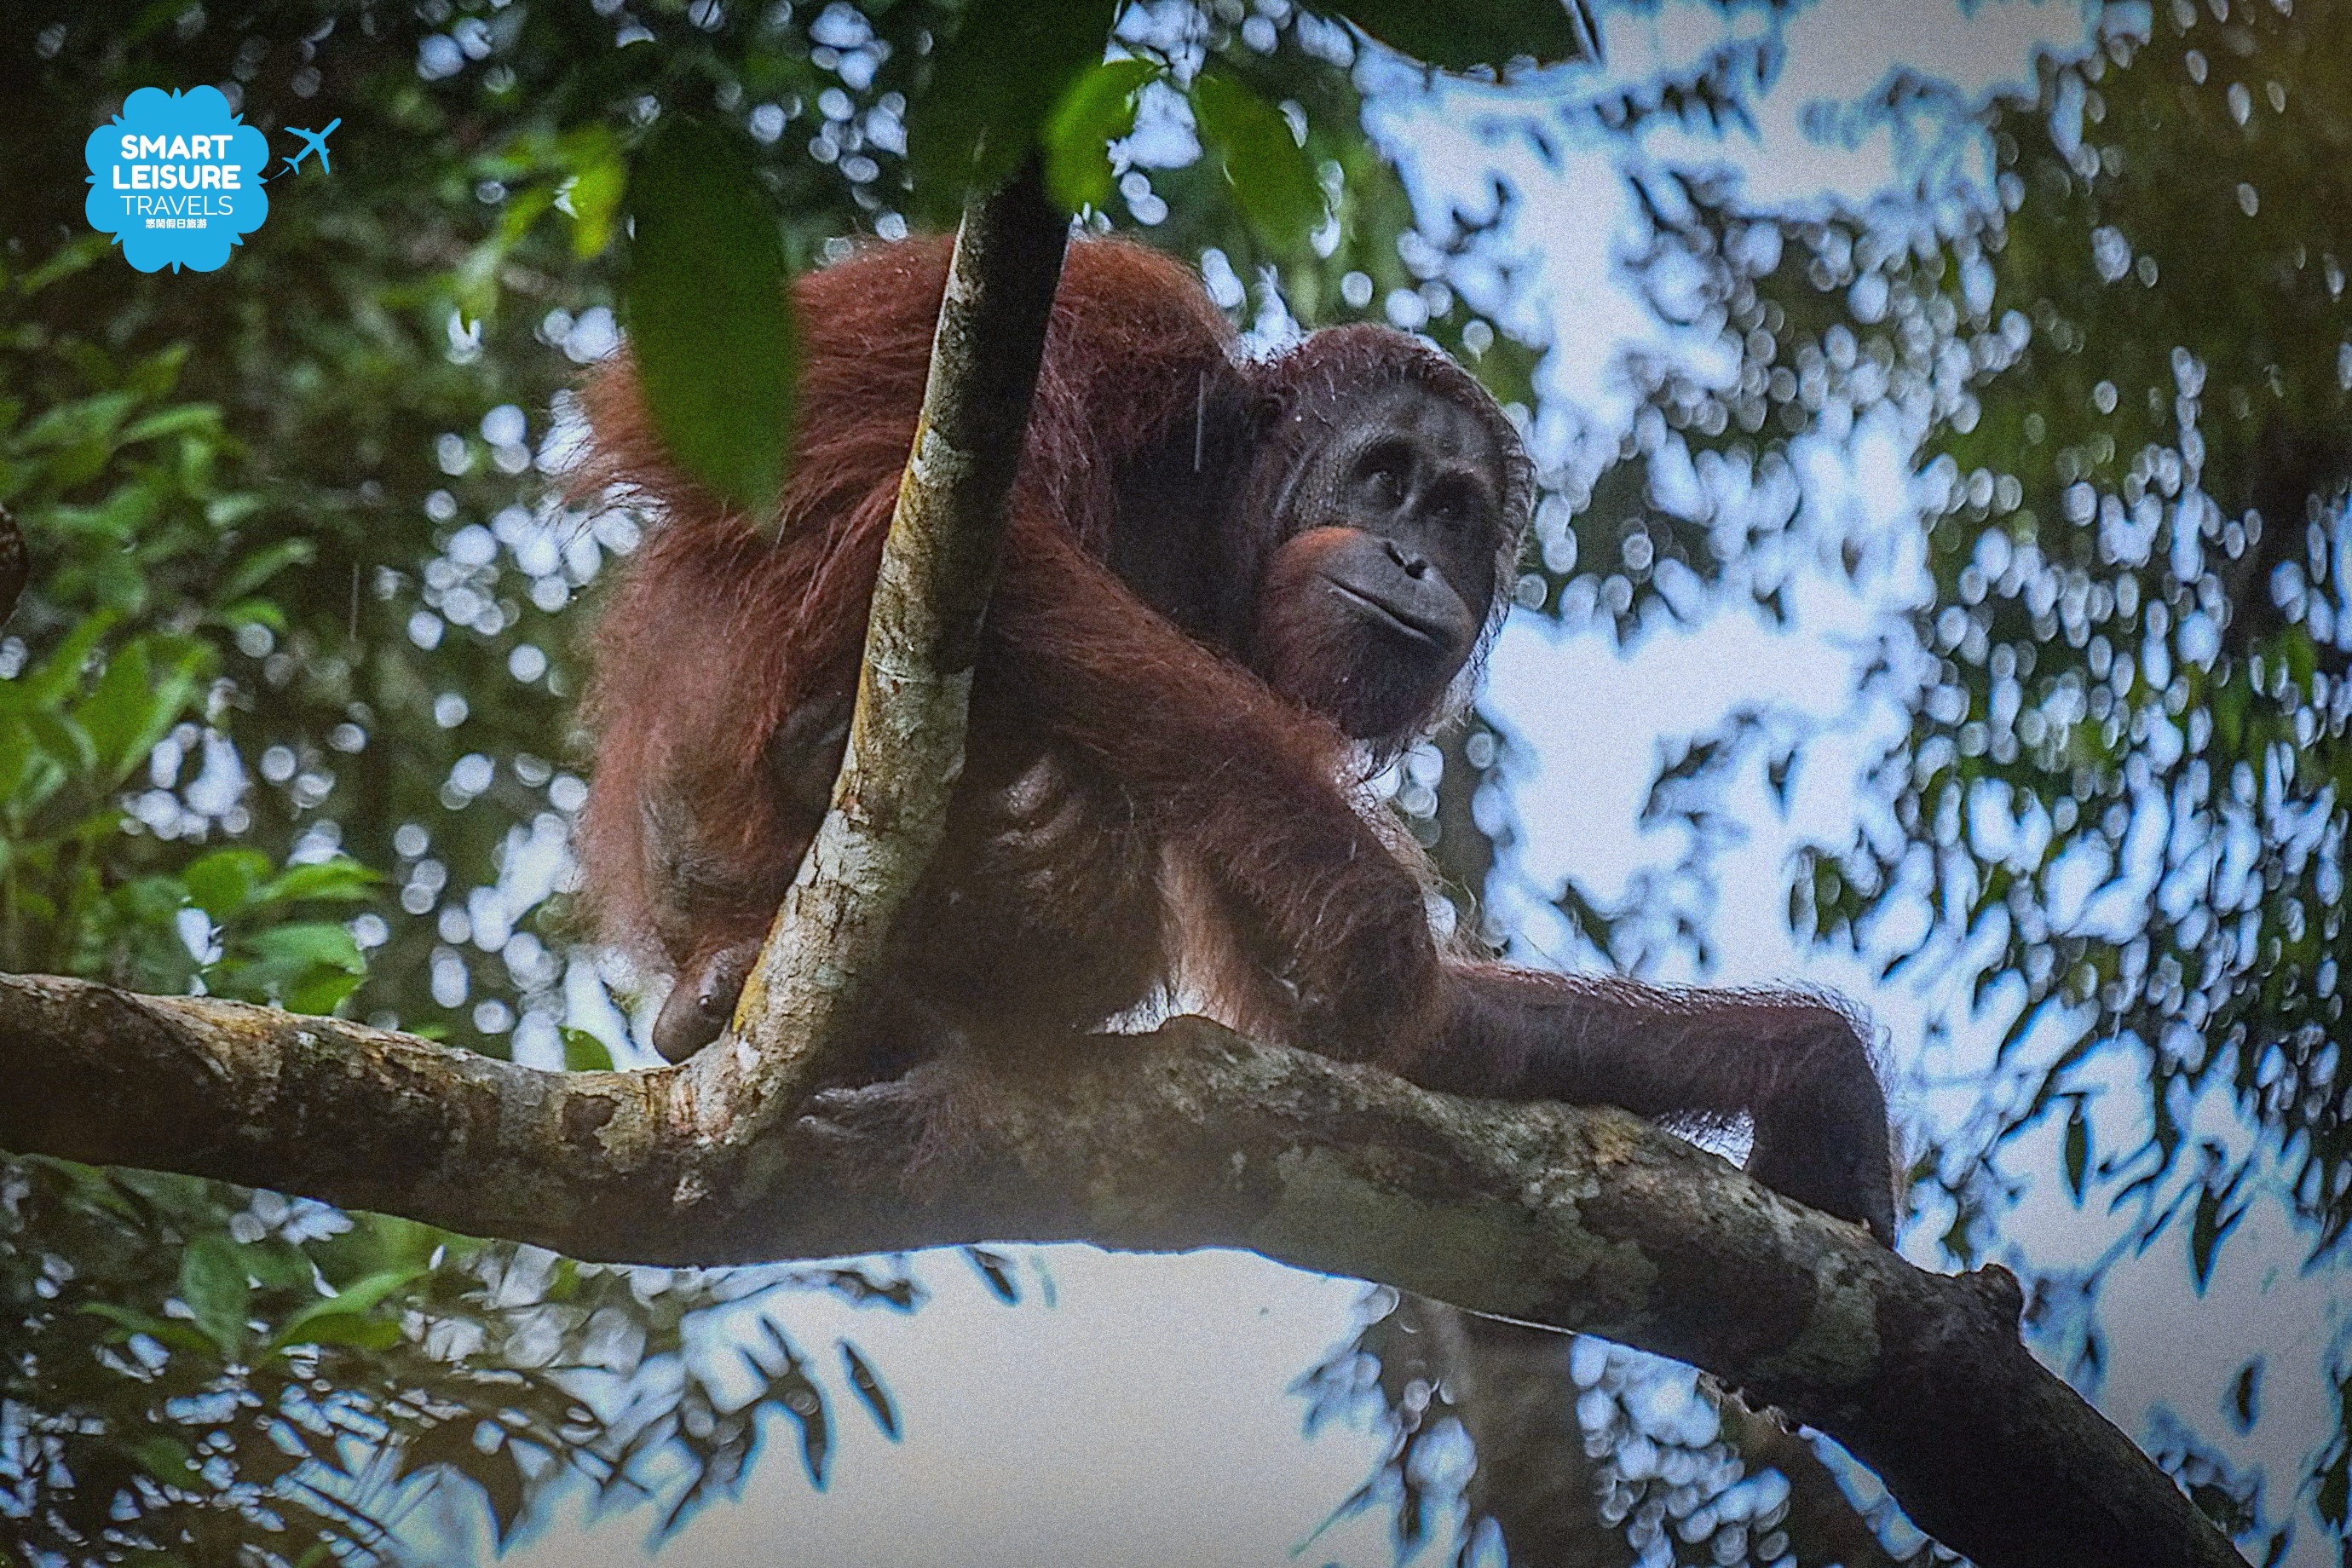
<box><xmin>1421</xmin><ymin>1304</ymin><xmax>1627</xmax><ymax>1568</ymax></box>
<box><xmin>0</xmin><ymin>973</ymin><xmax>2245</xmax><ymax>1568</ymax></box>
<box><xmin>1387</xmin><ymin>1302</ymin><xmax>1927</xmax><ymax>1566</ymax></box>
<box><xmin>726</xmin><ymin>162</ymin><xmax>1068</xmax><ymax>1117</ymax></box>
<box><xmin>0</xmin><ymin>149</ymin><xmax>2244</xmax><ymax>1568</ymax></box>
<box><xmin>1708</xmin><ymin>1383</ymin><xmax>1917</xmax><ymax>1568</ymax></box>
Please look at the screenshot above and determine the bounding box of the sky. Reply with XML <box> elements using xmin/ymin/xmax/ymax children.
<box><xmin>481</xmin><ymin>2</ymin><xmax>2344</xmax><ymax>1564</ymax></box>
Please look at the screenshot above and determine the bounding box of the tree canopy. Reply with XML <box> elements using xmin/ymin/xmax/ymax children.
<box><xmin>2</xmin><ymin>0</ymin><xmax>2340</xmax><ymax>1564</ymax></box>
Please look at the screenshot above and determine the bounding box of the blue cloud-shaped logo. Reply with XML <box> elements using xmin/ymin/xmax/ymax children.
<box><xmin>84</xmin><ymin>86</ymin><xmax>271</xmax><ymax>273</ymax></box>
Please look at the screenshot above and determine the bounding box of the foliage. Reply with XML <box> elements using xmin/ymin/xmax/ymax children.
<box><xmin>1</xmin><ymin>1150</ymin><xmax>919</xmax><ymax>1562</ymax></box>
<box><xmin>621</xmin><ymin>117</ymin><xmax>797</xmax><ymax>520</ymax></box>
<box><xmin>1299</xmin><ymin>1292</ymin><xmax>1949</xmax><ymax>1567</ymax></box>
<box><xmin>24</xmin><ymin>0</ymin><xmax>2318</xmax><ymax>1559</ymax></box>
<box><xmin>1838</xmin><ymin>14</ymin><xmax>2352</xmax><ymax>1551</ymax></box>
<box><xmin>0</xmin><ymin>0</ymin><xmax>1582</xmax><ymax>1559</ymax></box>
<box><xmin>1479</xmin><ymin>3</ymin><xmax>2352</xmax><ymax>1555</ymax></box>
<box><xmin>1753</xmin><ymin>2</ymin><xmax>2352</xmax><ymax>1283</ymax></box>
<box><xmin>1323</xmin><ymin>0</ymin><xmax>1593</xmax><ymax>77</ymax></box>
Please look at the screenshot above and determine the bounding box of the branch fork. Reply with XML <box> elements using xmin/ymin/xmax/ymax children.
<box><xmin>0</xmin><ymin>174</ymin><xmax>2246</xmax><ymax>1568</ymax></box>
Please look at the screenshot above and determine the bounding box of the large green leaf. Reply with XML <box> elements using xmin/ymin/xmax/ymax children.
<box><xmin>559</xmin><ymin>124</ymin><xmax>628</xmax><ymax>260</ymax></box>
<box><xmin>1322</xmin><ymin>0</ymin><xmax>1597</xmax><ymax>72</ymax></box>
<box><xmin>621</xmin><ymin>118</ymin><xmax>798</xmax><ymax>520</ymax></box>
<box><xmin>270</xmin><ymin>1265</ymin><xmax>428</xmax><ymax>1353</ymax></box>
<box><xmin>561</xmin><ymin>1025</ymin><xmax>614</xmax><ymax>1071</ymax></box>
<box><xmin>1043</xmin><ymin>57</ymin><xmax>1162</xmax><ymax>215</ymax></box>
<box><xmin>73</xmin><ymin>637</ymin><xmax>202</xmax><ymax>787</ymax></box>
<box><xmin>258</xmin><ymin>857</ymin><xmax>381</xmax><ymax>906</ymax></box>
<box><xmin>182</xmin><ymin>847</ymin><xmax>272</xmax><ymax>922</ymax></box>
<box><xmin>176</xmin><ymin>1235</ymin><xmax>251</xmax><ymax>1353</ymax></box>
<box><xmin>906</xmin><ymin>0</ymin><xmax>1120</xmax><ymax>211</ymax></box>
<box><xmin>1190</xmin><ymin>73</ymin><xmax>1327</xmax><ymax>250</ymax></box>
<box><xmin>220</xmin><ymin>921</ymin><xmax>368</xmax><ymax>1016</ymax></box>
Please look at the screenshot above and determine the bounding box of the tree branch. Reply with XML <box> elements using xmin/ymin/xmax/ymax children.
<box><xmin>726</xmin><ymin>163</ymin><xmax>1068</xmax><ymax>1119</ymax></box>
<box><xmin>0</xmin><ymin>972</ymin><xmax>2244</xmax><ymax>1568</ymax></box>
<box><xmin>0</xmin><ymin>157</ymin><xmax>2245</xmax><ymax>1568</ymax></box>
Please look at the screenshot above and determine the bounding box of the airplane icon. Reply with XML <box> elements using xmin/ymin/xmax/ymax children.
<box><xmin>281</xmin><ymin>118</ymin><xmax>341</xmax><ymax>176</ymax></box>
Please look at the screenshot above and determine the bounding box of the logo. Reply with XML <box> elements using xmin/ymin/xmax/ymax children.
<box><xmin>84</xmin><ymin>86</ymin><xmax>273</xmax><ymax>273</ymax></box>
<box><xmin>281</xmin><ymin>118</ymin><xmax>340</xmax><ymax>176</ymax></box>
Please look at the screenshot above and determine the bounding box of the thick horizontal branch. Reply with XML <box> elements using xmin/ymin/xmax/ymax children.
<box><xmin>0</xmin><ymin>972</ymin><xmax>2241</xmax><ymax>1568</ymax></box>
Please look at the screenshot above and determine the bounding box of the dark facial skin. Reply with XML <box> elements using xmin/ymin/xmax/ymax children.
<box><xmin>1255</xmin><ymin>382</ymin><xmax>1507</xmax><ymax>738</ymax></box>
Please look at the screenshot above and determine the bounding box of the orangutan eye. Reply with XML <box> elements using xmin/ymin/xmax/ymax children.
<box><xmin>1353</xmin><ymin>443</ymin><xmax>1412</xmax><ymax>505</ymax></box>
<box><xmin>1427</xmin><ymin>478</ymin><xmax>1479</xmax><ymax>529</ymax></box>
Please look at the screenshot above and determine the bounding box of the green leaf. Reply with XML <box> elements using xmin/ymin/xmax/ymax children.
<box><xmin>623</xmin><ymin>118</ymin><xmax>798</xmax><ymax>518</ymax></box>
<box><xmin>178</xmin><ymin>1234</ymin><xmax>251</xmax><ymax>1352</ymax></box>
<box><xmin>1043</xmin><ymin>58</ymin><xmax>1160</xmax><ymax>214</ymax></box>
<box><xmin>313</xmin><ymin>1213</ymin><xmax>454</xmax><ymax>1282</ymax></box>
<box><xmin>75</xmin><ymin>637</ymin><xmax>204</xmax><ymax>786</ymax></box>
<box><xmin>239</xmin><ymin>1236</ymin><xmax>319</xmax><ymax>1290</ymax></box>
<box><xmin>217</xmin><ymin>597</ymin><xmax>287</xmax><ymax>634</ymax></box>
<box><xmin>1190</xmin><ymin>73</ymin><xmax>1327</xmax><ymax>250</ymax></box>
<box><xmin>257</xmin><ymin>856</ymin><xmax>381</xmax><ymax>907</ymax></box>
<box><xmin>286</xmin><ymin>966</ymin><xmax>366</xmax><ymax>1018</ymax></box>
<box><xmin>212</xmin><ymin>538</ymin><xmax>315</xmax><ymax>604</ymax></box>
<box><xmin>270</xmin><ymin>1265</ymin><xmax>425</xmax><ymax>1352</ymax></box>
<box><xmin>182</xmin><ymin>848</ymin><xmax>273</xmax><ymax>921</ymax></box>
<box><xmin>9</xmin><ymin>708</ymin><xmax>94</xmax><ymax>799</ymax></box>
<box><xmin>1320</xmin><ymin>0</ymin><xmax>1595</xmax><ymax>73</ymax></box>
<box><xmin>562</xmin><ymin>124</ymin><xmax>628</xmax><ymax>259</ymax></box>
<box><xmin>20</xmin><ymin>608</ymin><xmax>117</xmax><ymax>706</ymax></box>
<box><xmin>841</xmin><ymin>1340</ymin><xmax>899</xmax><ymax>1439</ymax></box>
<box><xmin>119</xmin><ymin>403</ymin><xmax>223</xmax><ymax>445</ymax></box>
<box><xmin>77</xmin><ymin>1300</ymin><xmax>212</xmax><ymax>1354</ymax></box>
<box><xmin>905</xmin><ymin>0</ymin><xmax>1120</xmax><ymax>210</ymax></box>
<box><xmin>122</xmin><ymin>1433</ymin><xmax>198</xmax><ymax>1483</ymax></box>
<box><xmin>272</xmin><ymin>1310</ymin><xmax>402</xmax><ymax>1351</ymax></box>
<box><xmin>561</xmin><ymin>1026</ymin><xmax>614</xmax><ymax>1072</ymax></box>
<box><xmin>16</xmin><ymin>391</ymin><xmax>135</xmax><ymax>452</ymax></box>
<box><xmin>238</xmin><ymin>920</ymin><xmax>366</xmax><ymax>971</ymax></box>
<box><xmin>2061</xmin><ymin>1101</ymin><xmax>2089</xmax><ymax>1204</ymax></box>
<box><xmin>220</xmin><ymin>921</ymin><xmax>367</xmax><ymax>1015</ymax></box>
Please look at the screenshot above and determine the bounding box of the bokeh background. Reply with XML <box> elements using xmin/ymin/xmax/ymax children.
<box><xmin>3</xmin><ymin>0</ymin><xmax>2346</xmax><ymax>1563</ymax></box>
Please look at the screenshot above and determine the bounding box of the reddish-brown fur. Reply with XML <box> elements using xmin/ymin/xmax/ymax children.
<box><xmin>573</xmin><ymin>235</ymin><xmax>1899</xmax><ymax>1240</ymax></box>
